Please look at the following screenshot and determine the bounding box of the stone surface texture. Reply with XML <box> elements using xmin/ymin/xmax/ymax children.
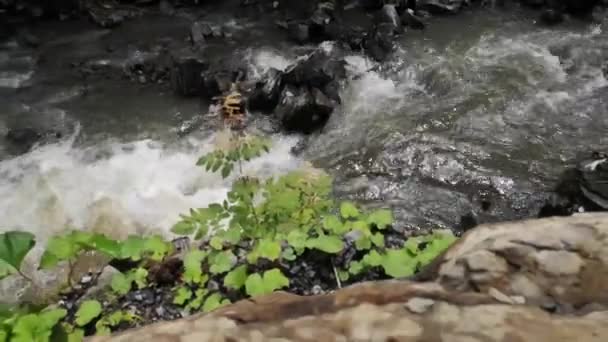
<box><xmin>89</xmin><ymin>213</ymin><xmax>608</xmax><ymax>341</ymax></box>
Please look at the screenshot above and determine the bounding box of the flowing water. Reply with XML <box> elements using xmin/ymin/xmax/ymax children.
<box><xmin>1</xmin><ymin>6</ymin><xmax>608</xmax><ymax>268</ymax></box>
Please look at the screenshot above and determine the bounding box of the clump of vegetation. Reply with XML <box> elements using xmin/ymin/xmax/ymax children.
<box><xmin>0</xmin><ymin>131</ymin><xmax>456</xmax><ymax>341</ymax></box>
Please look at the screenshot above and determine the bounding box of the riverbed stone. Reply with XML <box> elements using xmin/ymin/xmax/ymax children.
<box><xmin>88</xmin><ymin>213</ymin><xmax>608</xmax><ymax>341</ymax></box>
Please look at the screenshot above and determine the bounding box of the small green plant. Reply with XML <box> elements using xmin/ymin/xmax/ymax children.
<box><xmin>0</xmin><ymin>305</ymin><xmax>67</xmax><ymax>342</ymax></box>
<box><xmin>0</xmin><ymin>231</ymin><xmax>36</xmax><ymax>282</ymax></box>
<box><xmin>196</xmin><ymin>134</ymin><xmax>270</xmax><ymax>178</ymax></box>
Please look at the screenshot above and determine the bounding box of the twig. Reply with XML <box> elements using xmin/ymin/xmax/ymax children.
<box><xmin>332</xmin><ymin>260</ymin><xmax>342</xmax><ymax>289</ymax></box>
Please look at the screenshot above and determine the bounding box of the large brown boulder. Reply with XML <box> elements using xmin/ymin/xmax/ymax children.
<box><xmin>89</xmin><ymin>213</ymin><xmax>608</xmax><ymax>341</ymax></box>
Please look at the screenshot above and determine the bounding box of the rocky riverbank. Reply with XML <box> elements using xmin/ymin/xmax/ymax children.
<box><xmin>89</xmin><ymin>213</ymin><xmax>608</xmax><ymax>341</ymax></box>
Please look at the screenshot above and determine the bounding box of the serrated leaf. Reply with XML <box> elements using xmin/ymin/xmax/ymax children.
<box><xmin>173</xmin><ymin>287</ymin><xmax>192</xmax><ymax>305</ymax></box>
<box><xmin>209</xmin><ymin>251</ymin><xmax>236</xmax><ymax>274</ymax></box>
<box><xmin>132</xmin><ymin>268</ymin><xmax>148</xmax><ymax>289</ymax></box>
<box><xmin>75</xmin><ymin>300</ymin><xmax>102</xmax><ymax>327</ymax></box>
<box><xmin>224</xmin><ymin>265</ymin><xmax>247</xmax><ymax>290</ymax></box>
<box><xmin>286</xmin><ymin>230</ymin><xmax>308</xmax><ymax>250</ymax></box>
<box><xmin>281</xmin><ymin>247</ymin><xmax>296</xmax><ymax>261</ymax></box>
<box><xmin>306</xmin><ymin>235</ymin><xmax>344</xmax><ymax>254</ymax></box>
<box><xmin>183</xmin><ymin>250</ymin><xmax>208</xmax><ymax>284</ymax></box>
<box><xmin>40</xmin><ymin>235</ymin><xmax>79</xmax><ymax>269</ymax></box>
<box><xmin>209</xmin><ymin>236</ymin><xmax>224</xmax><ymax>250</ymax></box>
<box><xmin>338</xmin><ymin>270</ymin><xmax>350</xmax><ymax>282</ymax></box>
<box><xmin>144</xmin><ymin>236</ymin><xmax>172</xmax><ymax>261</ymax></box>
<box><xmin>89</xmin><ymin>234</ymin><xmax>122</xmax><ymax>258</ymax></box>
<box><xmin>212</xmin><ymin>158</ymin><xmax>223</xmax><ymax>172</ymax></box>
<box><xmin>68</xmin><ymin>329</ymin><xmax>85</xmax><ymax>342</ymax></box>
<box><xmin>0</xmin><ymin>231</ymin><xmax>35</xmax><ymax>272</ymax></box>
<box><xmin>348</xmin><ymin>260</ymin><xmax>365</xmax><ymax>275</ymax></box>
<box><xmin>12</xmin><ymin>308</ymin><xmax>67</xmax><ymax>342</ymax></box>
<box><xmin>111</xmin><ymin>272</ymin><xmax>131</xmax><ymax>295</ymax></box>
<box><xmin>262</xmin><ymin>268</ymin><xmax>289</xmax><ymax>293</ymax></box>
<box><xmin>367</xmin><ymin>209</ymin><xmax>393</xmax><ymax>229</ymax></box>
<box><xmin>381</xmin><ymin>249</ymin><xmax>416</xmax><ymax>278</ymax></box>
<box><xmin>244</xmin><ymin>273</ymin><xmax>264</xmax><ymax>297</ymax></box>
<box><xmin>171</xmin><ymin>221</ymin><xmax>196</xmax><ymax>236</ymax></box>
<box><xmin>221</xmin><ymin>164</ymin><xmax>233</xmax><ymax>179</ymax></box>
<box><xmin>404</xmin><ymin>238</ymin><xmax>420</xmax><ymax>254</ymax></box>
<box><xmin>354</xmin><ymin>235</ymin><xmax>372</xmax><ymax>251</ymax></box>
<box><xmin>340</xmin><ymin>202</ymin><xmax>360</xmax><ymax>219</ymax></box>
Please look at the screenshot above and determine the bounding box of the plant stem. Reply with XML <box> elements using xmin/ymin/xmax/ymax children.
<box><xmin>332</xmin><ymin>260</ymin><xmax>342</xmax><ymax>289</ymax></box>
<box><xmin>67</xmin><ymin>259</ymin><xmax>75</xmax><ymax>288</ymax></box>
<box><xmin>17</xmin><ymin>269</ymin><xmax>34</xmax><ymax>284</ymax></box>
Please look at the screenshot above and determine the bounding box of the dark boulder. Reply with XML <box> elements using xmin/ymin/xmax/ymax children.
<box><xmin>5</xmin><ymin>127</ymin><xmax>63</xmax><ymax>153</ymax></box>
<box><xmin>282</xmin><ymin>47</ymin><xmax>347</xmax><ymax>89</ymax></box>
<box><xmin>539</xmin><ymin>8</ymin><xmax>564</xmax><ymax>26</ymax></box>
<box><xmin>287</xmin><ymin>21</ymin><xmax>311</xmax><ymax>44</ymax></box>
<box><xmin>360</xmin><ymin>0</ymin><xmax>385</xmax><ymax>10</ymax></box>
<box><xmin>401</xmin><ymin>8</ymin><xmax>425</xmax><ymax>29</ymax></box>
<box><xmin>578</xmin><ymin>153</ymin><xmax>608</xmax><ymax>209</ymax></box>
<box><xmin>419</xmin><ymin>0</ymin><xmax>465</xmax><ymax>14</ymax></box>
<box><xmin>364</xmin><ymin>23</ymin><xmax>397</xmax><ymax>61</ymax></box>
<box><xmin>170</xmin><ymin>49</ymin><xmax>208</xmax><ymax>97</ymax></box>
<box><xmin>201</xmin><ymin>70</ymin><xmax>239</xmax><ymax>99</ymax></box>
<box><xmin>286</xmin><ymin>2</ymin><xmax>335</xmax><ymax>44</ymax></box>
<box><xmin>190</xmin><ymin>21</ymin><xmax>214</xmax><ymax>47</ymax></box>
<box><xmin>247</xmin><ymin>68</ymin><xmax>284</xmax><ymax>113</ymax></box>
<box><xmin>274</xmin><ymin>85</ymin><xmax>335</xmax><ymax>134</ymax></box>
<box><xmin>375</xmin><ymin>4</ymin><xmax>402</xmax><ymax>33</ymax></box>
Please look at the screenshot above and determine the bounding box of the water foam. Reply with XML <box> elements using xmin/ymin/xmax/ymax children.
<box><xmin>0</xmin><ymin>131</ymin><xmax>303</xmax><ymax>241</ymax></box>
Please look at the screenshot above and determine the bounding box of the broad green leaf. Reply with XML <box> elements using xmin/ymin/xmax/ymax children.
<box><xmin>144</xmin><ymin>236</ymin><xmax>172</xmax><ymax>261</ymax></box>
<box><xmin>340</xmin><ymin>202</ymin><xmax>360</xmax><ymax>219</ymax></box>
<box><xmin>75</xmin><ymin>300</ymin><xmax>102</xmax><ymax>327</ymax></box>
<box><xmin>348</xmin><ymin>260</ymin><xmax>365</xmax><ymax>275</ymax></box>
<box><xmin>244</xmin><ymin>273</ymin><xmax>265</xmax><ymax>297</ymax></box>
<box><xmin>119</xmin><ymin>236</ymin><xmax>146</xmax><ymax>261</ymax></box>
<box><xmin>202</xmin><ymin>293</ymin><xmax>230</xmax><ymax>312</ymax></box>
<box><xmin>367</xmin><ymin>209</ymin><xmax>393</xmax><ymax>229</ymax></box>
<box><xmin>132</xmin><ymin>268</ymin><xmax>148</xmax><ymax>289</ymax></box>
<box><xmin>68</xmin><ymin>329</ymin><xmax>85</xmax><ymax>342</ymax></box>
<box><xmin>171</xmin><ymin>221</ymin><xmax>196</xmax><ymax>236</ymax></box>
<box><xmin>88</xmin><ymin>234</ymin><xmax>122</xmax><ymax>258</ymax></box>
<box><xmin>183</xmin><ymin>250</ymin><xmax>208</xmax><ymax>284</ymax></box>
<box><xmin>286</xmin><ymin>230</ymin><xmax>308</xmax><ymax>250</ymax></box>
<box><xmin>338</xmin><ymin>270</ymin><xmax>350</xmax><ymax>282</ymax></box>
<box><xmin>224</xmin><ymin>265</ymin><xmax>247</xmax><ymax>290</ymax></box>
<box><xmin>362</xmin><ymin>250</ymin><xmax>383</xmax><ymax>267</ymax></box>
<box><xmin>209</xmin><ymin>251</ymin><xmax>235</xmax><ymax>275</ymax></box>
<box><xmin>221</xmin><ymin>164</ymin><xmax>233</xmax><ymax>179</ymax></box>
<box><xmin>12</xmin><ymin>309</ymin><xmax>66</xmax><ymax>342</ymax></box>
<box><xmin>322</xmin><ymin>215</ymin><xmax>346</xmax><ymax>235</ymax></box>
<box><xmin>306</xmin><ymin>235</ymin><xmax>344</xmax><ymax>254</ymax></box>
<box><xmin>256</xmin><ymin>239</ymin><xmax>281</xmax><ymax>261</ymax></box>
<box><xmin>404</xmin><ymin>238</ymin><xmax>420</xmax><ymax>254</ymax></box>
<box><xmin>381</xmin><ymin>249</ymin><xmax>416</xmax><ymax>278</ymax></box>
<box><xmin>417</xmin><ymin>233</ymin><xmax>457</xmax><ymax>267</ymax></box>
<box><xmin>281</xmin><ymin>247</ymin><xmax>296</xmax><ymax>261</ymax></box>
<box><xmin>354</xmin><ymin>236</ymin><xmax>372</xmax><ymax>251</ymax></box>
<box><xmin>352</xmin><ymin>220</ymin><xmax>370</xmax><ymax>234</ymax></box>
<box><xmin>186</xmin><ymin>289</ymin><xmax>208</xmax><ymax>311</ymax></box>
<box><xmin>173</xmin><ymin>287</ymin><xmax>192</xmax><ymax>305</ymax></box>
<box><xmin>40</xmin><ymin>235</ymin><xmax>79</xmax><ymax>269</ymax></box>
<box><xmin>0</xmin><ymin>260</ymin><xmax>13</xmax><ymax>280</ymax></box>
<box><xmin>111</xmin><ymin>272</ymin><xmax>131</xmax><ymax>295</ymax></box>
<box><xmin>0</xmin><ymin>330</ymin><xmax>6</xmax><ymax>342</ymax></box>
<box><xmin>209</xmin><ymin>236</ymin><xmax>224</xmax><ymax>250</ymax></box>
<box><xmin>0</xmin><ymin>231</ymin><xmax>35</xmax><ymax>271</ymax></box>
<box><xmin>370</xmin><ymin>233</ymin><xmax>385</xmax><ymax>248</ymax></box>
<box><xmin>262</xmin><ymin>268</ymin><xmax>289</xmax><ymax>293</ymax></box>
<box><xmin>221</xmin><ymin>227</ymin><xmax>242</xmax><ymax>245</ymax></box>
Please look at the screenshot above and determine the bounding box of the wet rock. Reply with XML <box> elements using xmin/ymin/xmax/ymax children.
<box><xmin>401</xmin><ymin>9</ymin><xmax>425</xmax><ymax>29</ymax></box>
<box><xmin>170</xmin><ymin>49</ymin><xmax>208</xmax><ymax>97</ymax></box>
<box><xmin>539</xmin><ymin>8</ymin><xmax>564</xmax><ymax>26</ymax></box>
<box><xmin>287</xmin><ymin>21</ymin><xmax>310</xmax><ymax>44</ymax></box>
<box><xmin>190</xmin><ymin>21</ymin><xmax>213</xmax><ymax>47</ymax></box>
<box><xmin>419</xmin><ymin>0</ymin><xmax>464</xmax><ymax>14</ymax></box>
<box><xmin>247</xmin><ymin>67</ymin><xmax>284</xmax><ymax>113</ymax></box>
<box><xmin>364</xmin><ymin>23</ymin><xmax>397</xmax><ymax>61</ymax></box>
<box><xmin>5</xmin><ymin>127</ymin><xmax>42</xmax><ymax>150</ymax></box>
<box><xmin>578</xmin><ymin>153</ymin><xmax>608</xmax><ymax>209</ymax></box>
<box><xmin>274</xmin><ymin>85</ymin><xmax>335</xmax><ymax>134</ymax></box>
<box><xmin>201</xmin><ymin>69</ymin><xmax>238</xmax><ymax>99</ymax></box>
<box><xmin>282</xmin><ymin>47</ymin><xmax>347</xmax><ymax>89</ymax></box>
<box><xmin>375</xmin><ymin>4</ymin><xmax>402</xmax><ymax>33</ymax></box>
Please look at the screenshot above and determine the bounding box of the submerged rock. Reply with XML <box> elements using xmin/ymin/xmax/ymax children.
<box><xmin>274</xmin><ymin>85</ymin><xmax>335</xmax><ymax>134</ymax></box>
<box><xmin>170</xmin><ymin>49</ymin><xmax>208</xmax><ymax>97</ymax></box>
<box><xmin>578</xmin><ymin>153</ymin><xmax>608</xmax><ymax>209</ymax></box>
<box><xmin>247</xmin><ymin>67</ymin><xmax>284</xmax><ymax>113</ymax></box>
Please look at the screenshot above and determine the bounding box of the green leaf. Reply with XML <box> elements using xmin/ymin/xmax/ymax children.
<box><xmin>111</xmin><ymin>272</ymin><xmax>131</xmax><ymax>295</ymax></box>
<box><xmin>12</xmin><ymin>309</ymin><xmax>67</xmax><ymax>342</ymax></box>
<box><xmin>173</xmin><ymin>287</ymin><xmax>193</xmax><ymax>306</ymax></box>
<box><xmin>256</xmin><ymin>239</ymin><xmax>282</xmax><ymax>261</ymax></box>
<box><xmin>132</xmin><ymin>268</ymin><xmax>148</xmax><ymax>289</ymax></box>
<box><xmin>88</xmin><ymin>234</ymin><xmax>122</xmax><ymax>258</ymax></box>
<box><xmin>352</xmin><ymin>220</ymin><xmax>370</xmax><ymax>234</ymax></box>
<box><xmin>171</xmin><ymin>221</ymin><xmax>196</xmax><ymax>236</ymax></box>
<box><xmin>224</xmin><ymin>265</ymin><xmax>247</xmax><ymax>290</ymax></box>
<box><xmin>40</xmin><ymin>235</ymin><xmax>79</xmax><ymax>269</ymax></box>
<box><xmin>209</xmin><ymin>251</ymin><xmax>235</xmax><ymax>275</ymax></box>
<box><xmin>119</xmin><ymin>236</ymin><xmax>147</xmax><ymax>261</ymax></box>
<box><xmin>245</xmin><ymin>269</ymin><xmax>289</xmax><ymax>297</ymax></box>
<box><xmin>322</xmin><ymin>215</ymin><xmax>346</xmax><ymax>235</ymax></box>
<box><xmin>75</xmin><ymin>300</ymin><xmax>102</xmax><ymax>327</ymax></box>
<box><xmin>381</xmin><ymin>249</ymin><xmax>416</xmax><ymax>278</ymax></box>
<box><xmin>212</xmin><ymin>158</ymin><xmax>223</xmax><ymax>172</ymax></box>
<box><xmin>202</xmin><ymin>293</ymin><xmax>229</xmax><ymax>312</ymax></box>
<box><xmin>186</xmin><ymin>289</ymin><xmax>208</xmax><ymax>311</ymax></box>
<box><xmin>354</xmin><ymin>236</ymin><xmax>372</xmax><ymax>251</ymax></box>
<box><xmin>338</xmin><ymin>270</ymin><xmax>350</xmax><ymax>282</ymax></box>
<box><xmin>367</xmin><ymin>209</ymin><xmax>393</xmax><ymax>229</ymax></box>
<box><xmin>67</xmin><ymin>329</ymin><xmax>85</xmax><ymax>342</ymax></box>
<box><xmin>306</xmin><ymin>235</ymin><xmax>344</xmax><ymax>254</ymax></box>
<box><xmin>183</xmin><ymin>250</ymin><xmax>208</xmax><ymax>284</ymax></box>
<box><xmin>144</xmin><ymin>236</ymin><xmax>172</xmax><ymax>261</ymax></box>
<box><xmin>340</xmin><ymin>202</ymin><xmax>360</xmax><ymax>219</ymax></box>
<box><xmin>370</xmin><ymin>232</ymin><xmax>385</xmax><ymax>248</ymax></box>
<box><xmin>348</xmin><ymin>260</ymin><xmax>365</xmax><ymax>275</ymax></box>
<box><xmin>0</xmin><ymin>231</ymin><xmax>35</xmax><ymax>272</ymax></box>
<box><xmin>0</xmin><ymin>260</ymin><xmax>13</xmax><ymax>280</ymax></box>
<box><xmin>281</xmin><ymin>247</ymin><xmax>296</xmax><ymax>261</ymax></box>
<box><xmin>286</xmin><ymin>230</ymin><xmax>308</xmax><ymax>250</ymax></box>
<box><xmin>244</xmin><ymin>273</ymin><xmax>264</xmax><ymax>297</ymax></box>
<box><xmin>362</xmin><ymin>250</ymin><xmax>383</xmax><ymax>267</ymax></box>
<box><xmin>221</xmin><ymin>227</ymin><xmax>242</xmax><ymax>245</ymax></box>
<box><xmin>221</xmin><ymin>164</ymin><xmax>233</xmax><ymax>179</ymax></box>
<box><xmin>417</xmin><ymin>233</ymin><xmax>457</xmax><ymax>267</ymax></box>
<box><xmin>404</xmin><ymin>238</ymin><xmax>420</xmax><ymax>254</ymax></box>
<box><xmin>209</xmin><ymin>236</ymin><xmax>224</xmax><ymax>250</ymax></box>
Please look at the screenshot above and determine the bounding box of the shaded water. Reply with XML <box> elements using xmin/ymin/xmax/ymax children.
<box><xmin>1</xmin><ymin>6</ymin><xmax>608</xmax><ymax>244</ymax></box>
